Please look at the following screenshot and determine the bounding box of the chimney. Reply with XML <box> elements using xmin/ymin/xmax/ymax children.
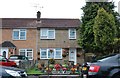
<box><xmin>37</xmin><ymin>11</ymin><xmax>41</xmax><ymax>21</ymax></box>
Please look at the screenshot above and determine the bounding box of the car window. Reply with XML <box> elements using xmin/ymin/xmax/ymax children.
<box><xmin>9</xmin><ymin>56</ymin><xmax>18</xmax><ymax>60</ymax></box>
<box><xmin>10</xmin><ymin>56</ymin><xmax>28</xmax><ymax>60</ymax></box>
<box><xmin>98</xmin><ymin>56</ymin><xmax>113</xmax><ymax>62</ymax></box>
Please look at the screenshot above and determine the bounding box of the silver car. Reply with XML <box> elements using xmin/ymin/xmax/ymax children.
<box><xmin>9</xmin><ymin>55</ymin><xmax>29</xmax><ymax>67</ymax></box>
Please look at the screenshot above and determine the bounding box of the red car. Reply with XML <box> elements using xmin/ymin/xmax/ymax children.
<box><xmin>0</xmin><ymin>55</ymin><xmax>17</xmax><ymax>67</ymax></box>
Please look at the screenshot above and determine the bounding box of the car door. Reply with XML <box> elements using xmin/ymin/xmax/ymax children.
<box><xmin>0</xmin><ymin>56</ymin><xmax>11</xmax><ymax>66</ymax></box>
<box><xmin>0</xmin><ymin>57</ymin><xmax>8</xmax><ymax>66</ymax></box>
<box><xmin>4</xmin><ymin>58</ymin><xmax>12</xmax><ymax>66</ymax></box>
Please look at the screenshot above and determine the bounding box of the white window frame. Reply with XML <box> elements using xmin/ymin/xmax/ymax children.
<box><xmin>19</xmin><ymin>49</ymin><xmax>33</xmax><ymax>60</ymax></box>
<box><xmin>40</xmin><ymin>28</ymin><xmax>55</xmax><ymax>39</ymax></box>
<box><xmin>13</xmin><ymin>29</ymin><xmax>26</xmax><ymax>40</ymax></box>
<box><xmin>40</xmin><ymin>48</ymin><xmax>62</xmax><ymax>59</ymax></box>
<box><xmin>69</xmin><ymin>28</ymin><xmax>76</xmax><ymax>39</ymax></box>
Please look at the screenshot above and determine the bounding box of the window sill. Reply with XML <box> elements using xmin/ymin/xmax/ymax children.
<box><xmin>40</xmin><ymin>39</ymin><xmax>55</xmax><ymax>40</ymax></box>
<box><xmin>12</xmin><ymin>39</ymin><xmax>26</xmax><ymax>41</ymax></box>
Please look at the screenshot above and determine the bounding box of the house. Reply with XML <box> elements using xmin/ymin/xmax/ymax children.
<box><xmin>0</xmin><ymin>12</ymin><xmax>84</xmax><ymax>65</ymax></box>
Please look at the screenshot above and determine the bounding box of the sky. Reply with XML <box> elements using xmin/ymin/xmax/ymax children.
<box><xmin>0</xmin><ymin>0</ymin><xmax>119</xmax><ymax>19</ymax></box>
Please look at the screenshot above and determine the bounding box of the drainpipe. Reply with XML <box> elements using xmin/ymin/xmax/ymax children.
<box><xmin>36</xmin><ymin>28</ymin><xmax>38</xmax><ymax>62</ymax></box>
<box><xmin>36</xmin><ymin>11</ymin><xmax>41</xmax><ymax>63</ymax></box>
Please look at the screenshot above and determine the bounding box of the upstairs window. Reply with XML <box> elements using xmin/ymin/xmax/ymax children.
<box><xmin>69</xmin><ymin>28</ymin><xmax>76</xmax><ymax>39</ymax></box>
<box><xmin>13</xmin><ymin>29</ymin><xmax>26</xmax><ymax>40</ymax></box>
<box><xmin>40</xmin><ymin>28</ymin><xmax>55</xmax><ymax>39</ymax></box>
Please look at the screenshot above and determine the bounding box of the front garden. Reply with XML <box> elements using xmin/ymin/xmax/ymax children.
<box><xmin>27</xmin><ymin>59</ymin><xmax>82</xmax><ymax>75</ymax></box>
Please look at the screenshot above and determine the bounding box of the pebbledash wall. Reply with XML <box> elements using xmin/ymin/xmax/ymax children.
<box><xmin>0</xmin><ymin>17</ymin><xmax>84</xmax><ymax>65</ymax></box>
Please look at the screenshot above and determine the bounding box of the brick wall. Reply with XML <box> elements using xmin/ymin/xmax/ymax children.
<box><xmin>38</xmin><ymin>29</ymin><xmax>80</xmax><ymax>48</ymax></box>
<box><xmin>1</xmin><ymin>28</ymin><xmax>37</xmax><ymax>60</ymax></box>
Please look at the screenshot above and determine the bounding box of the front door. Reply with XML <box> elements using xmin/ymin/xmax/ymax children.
<box><xmin>0</xmin><ymin>48</ymin><xmax>8</xmax><ymax>58</ymax></box>
<box><xmin>69</xmin><ymin>48</ymin><xmax>77</xmax><ymax>65</ymax></box>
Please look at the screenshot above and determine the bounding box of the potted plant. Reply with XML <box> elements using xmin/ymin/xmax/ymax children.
<box><xmin>37</xmin><ymin>63</ymin><xmax>42</xmax><ymax>70</ymax></box>
<box><xmin>63</xmin><ymin>49</ymin><xmax>69</xmax><ymax>55</ymax></box>
<box><xmin>49</xmin><ymin>49</ymin><xmax>54</xmax><ymax>53</ymax></box>
<box><xmin>41</xmin><ymin>62</ymin><xmax>45</xmax><ymax>67</ymax></box>
<box><xmin>49</xmin><ymin>64</ymin><xmax>54</xmax><ymax>69</ymax></box>
<box><xmin>49</xmin><ymin>58</ymin><xmax>55</xmax><ymax>64</ymax></box>
<box><xmin>37</xmin><ymin>58</ymin><xmax>40</xmax><ymax>60</ymax></box>
<box><xmin>62</xmin><ymin>54</ymin><xmax>66</xmax><ymax>57</ymax></box>
<box><xmin>77</xmin><ymin>53</ymin><xmax>81</xmax><ymax>57</ymax></box>
<box><xmin>38</xmin><ymin>52</ymin><xmax>40</xmax><ymax>55</ymax></box>
<box><xmin>70</xmin><ymin>67</ymin><xmax>75</xmax><ymax>74</ymax></box>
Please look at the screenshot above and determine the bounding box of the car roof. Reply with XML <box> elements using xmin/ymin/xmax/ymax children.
<box><xmin>91</xmin><ymin>53</ymin><xmax>119</xmax><ymax>62</ymax></box>
<box><xmin>10</xmin><ymin>55</ymin><xmax>26</xmax><ymax>57</ymax></box>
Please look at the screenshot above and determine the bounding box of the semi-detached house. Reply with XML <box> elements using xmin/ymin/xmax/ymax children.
<box><xmin>0</xmin><ymin>15</ymin><xmax>84</xmax><ymax>65</ymax></box>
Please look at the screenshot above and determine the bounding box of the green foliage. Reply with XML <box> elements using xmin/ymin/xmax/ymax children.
<box><xmin>93</xmin><ymin>8</ymin><xmax>117</xmax><ymax>53</ymax></box>
<box><xmin>78</xmin><ymin>19</ymin><xmax>95</xmax><ymax>52</ymax></box>
<box><xmin>113</xmin><ymin>38</ymin><xmax>120</xmax><ymax>53</ymax></box>
<box><xmin>78</xmin><ymin>2</ymin><xmax>119</xmax><ymax>54</ymax></box>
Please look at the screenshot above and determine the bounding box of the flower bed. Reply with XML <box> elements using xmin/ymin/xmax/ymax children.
<box><xmin>27</xmin><ymin>63</ymin><xmax>81</xmax><ymax>75</ymax></box>
<box><xmin>44</xmin><ymin>63</ymin><xmax>81</xmax><ymax>75</ymax></box>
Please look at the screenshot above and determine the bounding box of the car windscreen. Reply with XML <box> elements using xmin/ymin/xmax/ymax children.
<box><xmin>9</xmin><ymin>56</ymin><xmax>23</xmax><ymax>60</ymax></box>
<box><xmin>91</xmin><ymin>54</ymin><xmax>117</xmax><ymax>62</ymax></box>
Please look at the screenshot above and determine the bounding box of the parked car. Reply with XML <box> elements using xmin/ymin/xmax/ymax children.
<box><xmin>88</xmin><ymin>53</ymin><xmax>120</xmax><ymax>78</ymax></box>
<box><xmin>9</xmin><ymin>55</ymin><xmax>29</xmax><ymax>66</ymax></box>
<box><xmin>0</xmin><ymin>55</ymin><xmax>17</xmax><ymax>67</ymax></box>
<box><xmin>0</xmin><ymin>65</ymin><xmax>27</xmax><ymax>78</ymax></box>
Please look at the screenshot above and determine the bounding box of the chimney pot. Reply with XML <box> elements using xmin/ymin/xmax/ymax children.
<box><xmin>37</xmin><ymin>11</ymin><xmax>41</xmax><ymax>21</ymax></box>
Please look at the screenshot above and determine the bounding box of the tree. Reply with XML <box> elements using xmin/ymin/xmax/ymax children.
<box><xmin>93</xmin><ymin>8</ymin><xmax>117</xmax><ymax>54</ymax></box>
<box><xmin>78</xmin><ymin>2</ymin><xmax>118</xmax><ymax>54</ymax></box>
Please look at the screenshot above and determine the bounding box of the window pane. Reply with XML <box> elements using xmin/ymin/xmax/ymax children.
<box><xmin>48</xmin><ymin>50</ymin><xmax>51</xmax><ymax>58</ymax></box>
<box><xmin>69</xmin><ymin>29</ymin><xmax>76</xmax><ymax>39</ymax></box>
<box><xmin>41</xmin><ymin>29</ymin><xmax>47</xmax><ymax>39</ymax></box>
<box><xmin>20</xmin><ymin>52</ymin><xmax>25</xmax><ymax>56</ymax></box>
<box><xmin>20</xmin><ymin>32</ymin><xmax>25</xmax><ymax>39</ymax></box>
<box><xmin>27</xmin><ymin>49</ymin><xmax>32</xmax><ymax>51</ymax></box>
<box><xmin>55</xmin><ymin>51</ymin><xmax>61</xmax><ymax>58</ymax></box>
<box><xmin>27</xmin><ymin>52</ymin><xmax>32</xmax><ymax>59</ymax></box>
<box><xmin>41</xmin><ymin>49</ymin><xmax>47</xmax><ymax>58</ymax></box>
<box><xmin>48</xmin><ymin>49</ymin><xmax>55</xmax><ymax>59</ymax></box>
<box><xmin>55</xmin><ymin>49</ymin><xmax>62</xmax><ymax>59</ymax></box>
<box><xmin>27</xmin><ymin>52</ymin><xmax>32</xmax><ymax>56</ymax></box>
<box><xmin>20</xmin><ymin>29</ymin><xmax>26</xmax><ymax>32</ymax></box>
<box><xmin>48</xmin><ymin>31</ymin><xmax>54</xmax><ymax>38</ymax></box>
<box><xmin>20</xmin><ymin>49</ymin><xmax>25</xmax><ymax>52</ymax></box>
<box><xmin>56</xmin><ymin>48</ymin><xmax>61</xmax><ymax>51</ymax></box>
<box><xmin>13</xmin><ymin>31</ymin><xmax>19</xmax><ymax>39</ymax></box>
<box><xmin>70</xmin><ymin>29</ymin><xmax>75</xmax><ymax>36</ymax></box>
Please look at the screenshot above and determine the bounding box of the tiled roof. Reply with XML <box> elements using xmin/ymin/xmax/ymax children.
<box><xmin>0</xmin><ymin>41</ymin><xmax>16</xmax><ymax>47</ymax></box>
<box><xmin>1</xmin><ymin>18</ymin><xmax>80</xmax><ymax>28</ymax></box>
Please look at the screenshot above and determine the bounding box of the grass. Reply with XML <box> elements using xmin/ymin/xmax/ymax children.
<box><xmin>27</xmin><ymin>67</ymin><xmax>44</xmax><ymax>75</ymax></box>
